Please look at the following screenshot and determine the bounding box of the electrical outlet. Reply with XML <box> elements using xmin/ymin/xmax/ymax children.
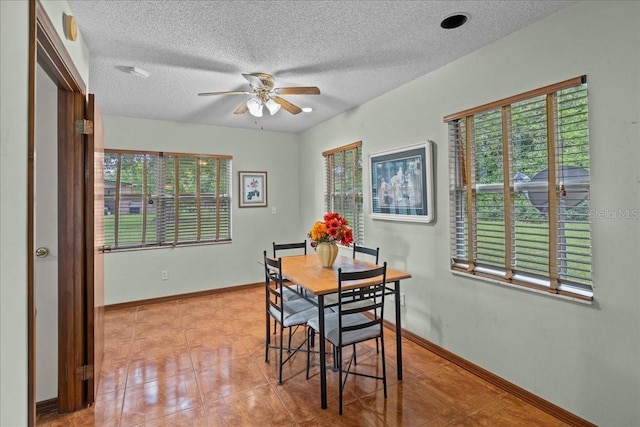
<box><xmin>272</xmin><ymin>207</ymin><xmax>277</xmax><ymax>214</ymax></box>
<box><xmin>161</xmin><ymin>270</ymin><xmax>168</xmax><ymax>280</ymax></box>
<box><xmin>389</xmin><ymin>294</ymin><xmax>406</xmax><ymax>306</ymax></box>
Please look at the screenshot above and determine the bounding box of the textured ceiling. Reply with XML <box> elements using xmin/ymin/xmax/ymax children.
<box><xmin>67</xmin><ymin>1</ymin><xmax>575</xmax><ymax>133</ymax></box>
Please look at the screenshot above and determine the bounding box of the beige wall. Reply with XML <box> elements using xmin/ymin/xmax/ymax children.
<box><xmin>2</xmin><ymin>1</ymin><xmax>638</xmax><ymax>425</ymax></box>
<box><xmin>298</xmin><ymin>2</ymin><xmax>640</xmax><ymax>425</ymax></box>
<box><xmin>0</xmin><ymin>2</ymin><xmax>30</xmax><ymax>424</ymax></box>
<box><xmin>102</xmin><ymin>116</ymin><xmax>302</xmax><ymax>303</ymax></box>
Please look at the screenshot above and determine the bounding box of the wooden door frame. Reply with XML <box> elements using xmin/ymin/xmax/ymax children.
<box><xmin>28</xmin><ymin>0</ymin><xmax>88</xmax><ymax>423</ymax></box>
<box><xmin>85</xmin><ymin>94</ymin><xmax>105</xmax><ymax>403</ymax></box>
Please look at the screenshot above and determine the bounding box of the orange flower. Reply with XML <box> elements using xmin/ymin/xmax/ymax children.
<box><xmin>309</xmin><ymin>221</ymin><xmax>327</xmax><ymax>242</ymax></box>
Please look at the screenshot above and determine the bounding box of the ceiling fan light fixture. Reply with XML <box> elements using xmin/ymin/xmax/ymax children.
<box><xmin>247</xmin><ymin>97</ymin><xmax>263</xmax><ymax>117</ymax></box>
<box><xmin>198</xmin><ymin>72</ymin><xmax>320</xmax><ymax>118</ymax></box>
<box><xmin>265</xmin><ymin>98</ymin><xmax>281</xmax><ymax>115</ymax></box>
<box><xmin>301</xmin><ymin>107</ymin><xmax>313</xmax><ymax>113</ymax></box>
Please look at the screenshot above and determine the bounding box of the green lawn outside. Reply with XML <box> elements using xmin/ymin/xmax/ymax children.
<box><xmin>104</xmin><ymin>212</ymin><xmax>226</xmax><ymax>245</ymax></box>
<box><xmin>463</xmin><ymin>219</ymin><xmax>591</xmax><ymax>283</ymax></box>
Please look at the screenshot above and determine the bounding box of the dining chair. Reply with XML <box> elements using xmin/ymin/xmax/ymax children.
<box><xmin>352</xmin><ymin>244</ymin><xmax>379</xmax><ymax>264</ymax></box>
<box><xmin>272</xmin><ymin>240</ymin><xmax>308</xmax><ymax>300</ymax></box>
<box><xmin>273</xmin><ymin>240</ymin><xmax>307</xmax><ymax>257</ymax></box>
<box><xmin>306</xmin><ymin>263</ymin><xmax>388</xmax><ymax>414</ymax></box>
<box><xmin>270</xmin><ymin>241</ymin><xmax>308</xmax><ymax>346</ymax></box>
<box><xmin>264</xmin><ymin>251</ymin><xmax>317</xmax><ymax>385</ymax></box>
<box><xmin>351</xmin><ymin>244</ymin><xmax>381</xmax><ymax>353</ymax></box>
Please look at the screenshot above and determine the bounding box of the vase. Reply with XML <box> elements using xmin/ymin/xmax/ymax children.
<box><xmin>316</xmin><ymin>242</ymin><xmax>338</xmax><ymax>268</ymax></box>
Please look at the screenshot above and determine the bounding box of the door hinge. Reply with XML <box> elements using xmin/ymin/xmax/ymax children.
<box><xmin>75</xmin><ymin>119</ymin><xmax>94</xmax><ymax>135</ymax></box>
<box><xmin>76</xmin><ymin>364</ymin><xmax>94</xmax><ymax>381</ymax></box>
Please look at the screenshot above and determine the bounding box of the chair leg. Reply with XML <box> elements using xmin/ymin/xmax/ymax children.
<box><xmin>380</xmin><ymin>334</ymin><xmax>387</xmax><ymax>398</ymax></box>
<box><xmin>278</xmin><ymin>325</ymin><xmax>284</xmax><ymax>385</ymax></box>
<box><xmin>305</xmin><ymin>327</ymin><xmax>311</xmax><ymax>380</ymax></box>
<box><xmin>352</xmin><ymin>343</ymin><xmax>357</xmax><ymax>365</ymax></box>
<box><xmin>265</xmin><ymin>314</ymin><xmax>270</xmax><ymax>363</ymax></box>
<box><xmin>337</xmin><ymin>346</ymin><xmax>343</xmax><ymax>415</ymax></box>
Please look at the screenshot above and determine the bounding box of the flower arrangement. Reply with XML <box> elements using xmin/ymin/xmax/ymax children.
<box><xmin>308</xmin><ymin>212</ymin><xmax>354</xmax><ymax>247</ymax></box>
<box><xmin>245</xmin><ymin>178</ymin><xmax>261</xmax><ymax>200</ymax></box>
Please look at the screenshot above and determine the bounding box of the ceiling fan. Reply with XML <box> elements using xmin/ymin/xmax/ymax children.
<box><xmin>198</xmin><ymin>72</ymin><xmax>320</xmax><ymax>117</ymax></box>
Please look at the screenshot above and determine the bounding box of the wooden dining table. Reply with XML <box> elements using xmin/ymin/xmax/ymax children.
<box><xmin>274</xmin><ymin>253</ymin><xmax>412</xmax><ymax>410</ymax></box>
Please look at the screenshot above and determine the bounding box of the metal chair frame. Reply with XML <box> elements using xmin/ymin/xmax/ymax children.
<box><xmin>352</xmin><ymin>244</ymin><xmax>381</xmax><ymax>353</ymax></box>
<box><xmin>264</xmin><ymin>251</ymin><xmax>316</xmax><ymax>384</ymax></box>
<box><xmin>273</xmin><ymin>240</ymin><xmax>307</xmax><ymax>257</ymax></box>
<box><xmin>306</xmin><ymin>263</ymin><xmax>388</xmax><ymax>414</ymax></box>
<box><xmin>352</xmin><ymin>244</ymin><xmax>379</xmax><ymax>264</ymax></box>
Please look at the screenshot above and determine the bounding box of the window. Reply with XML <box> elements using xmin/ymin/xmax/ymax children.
<box><xmin>323</xmin><ymin>141</ymin><xmax>363</xmax><ymax>245</ymax></box>
<box><xmin>104</xmin><ymin>149</ymin><xmax>232</xmax><ymax>250</ymax></box>
<box><xmin>445</xmin><ymin>76</ymin><xmax>593</xmax><ymax>301</ymax></box>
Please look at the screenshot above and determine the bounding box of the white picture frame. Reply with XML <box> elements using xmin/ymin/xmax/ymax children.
<box><xmin>369</xmin><ymin>141</ymin><xmax>435</xmax><ymax>223</ymax></box>
<box><xmin>239</xmin><ymin>171</ymin><xmax>267</xmax><ymax>208</ymax></box>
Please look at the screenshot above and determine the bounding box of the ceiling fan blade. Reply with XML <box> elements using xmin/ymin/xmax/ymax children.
<box><xmin>234</xmin><ymin>101</ymin><xmax>249</xmax><ymax>115</ymax></box>
<box><xmin>198</xmin><ymin>90</ymin><xmax>250</xmax><ymax>96</ymax></box>
<box><xmin>272</xmin><ymin>96</ymin><xmax>302</xmax><ymax>115</ymax></box>
<box><xmin>276</xmin><ymin>86</ymin><xmax>321</xmax><ymax>95</ymax></box>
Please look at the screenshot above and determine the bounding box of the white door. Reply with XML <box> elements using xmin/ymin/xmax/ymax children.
<box><xmin>34</xmin><ymin>64</ymin><xmax>59</xmax><ymax>402</ymax></box>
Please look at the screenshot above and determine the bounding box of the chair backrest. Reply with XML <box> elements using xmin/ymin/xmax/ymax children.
<box><xmin>264</xmin><ymin>251</ymin><xmax>285</xmax><ymax>322</ymax></box>
<box><xmin>273</xmin><ymin>240</ymin><xmax>307</xmax><ymax>257</ymax></box>
<box><xmin>336</xmin><ymin>262</ymin><xmax>387</xmax><ymax>347</ymax></box>
<box><xmin>352</xmin><ymin>244</ymin><xmax>379</xmax><ymax>264</ymax></box>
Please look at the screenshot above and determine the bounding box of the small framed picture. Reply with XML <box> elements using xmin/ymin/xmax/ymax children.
<box><xmin>369</xmin><ymin>141</ymin><xmax>435</xmax><ymax>223</ymax></box>
<box><xmin>239</xmin><ymin>171</ymin><xmax>267</xmax><ymax>208</ymax></box>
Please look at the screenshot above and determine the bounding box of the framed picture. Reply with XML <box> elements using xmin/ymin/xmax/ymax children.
<box><xmin>369</xmin><ymin>141</ymin><xmax>434</xmax><ymax>223</ymax></box>
<box><xmin>239</xmin><ymin>171</ymin><xmax>267</xmax><ymax>208</ymax></box>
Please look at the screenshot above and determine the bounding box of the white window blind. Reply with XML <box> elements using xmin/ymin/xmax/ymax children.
<box><xmin>323</xmin><ymin>141</ymin><xmax>364</xmax><ymax>245</ymax></box>
<box><xmin>446</xmin><ymin>76</ymin><xmax>593</xmax><ymax>301</ymax></box>
<box><xmin>104</xmin><ymin>149</ymin><xmax>232</xmax><ymax>250</ymax></box>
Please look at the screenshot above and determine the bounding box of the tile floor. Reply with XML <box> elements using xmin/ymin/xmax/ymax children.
<box><xmin>37</xmin><ymin>286</ymin><xmax>570</xmax><ymax>426</ymax></box>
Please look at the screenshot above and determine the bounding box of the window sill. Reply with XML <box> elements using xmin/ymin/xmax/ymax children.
<box><xmin>451</xmin><ymin>268</ymin><xmax>593</xmax><ymax>305</ymax></box>
<box><xmin>106</xmin><ymin>240</ymin><xmax>232</xmax><ymax>253</ymax></box>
